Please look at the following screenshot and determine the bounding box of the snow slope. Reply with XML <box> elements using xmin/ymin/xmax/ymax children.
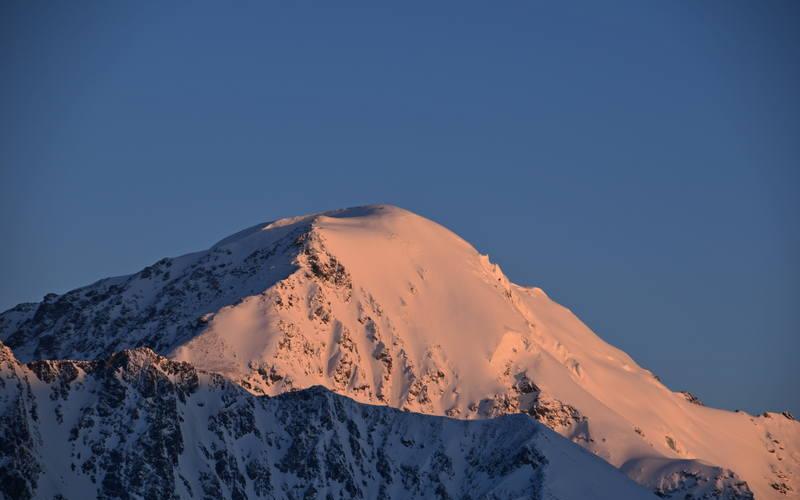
<box><xmin>1</xmin><ymin>205</ymin><xmax>796</xmax><ymax>498</ymax></box>
<box><xmin>0</xmin><ymin>341</ymin><xmax>656</xmax><ymax>500</ymax></box>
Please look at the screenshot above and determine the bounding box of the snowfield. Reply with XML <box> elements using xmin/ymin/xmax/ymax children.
<box><xmin>1</xmin><ymin>205</ymin><xmax>797</xmax><ymax>499</ymax></box>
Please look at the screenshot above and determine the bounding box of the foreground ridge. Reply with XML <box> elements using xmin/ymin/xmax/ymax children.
<box><xmin>0</xmin><ymin>342</ymin><xmax>656</xmax><ymax>500</ymax></box>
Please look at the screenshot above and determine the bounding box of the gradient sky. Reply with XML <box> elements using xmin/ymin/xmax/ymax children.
<box><xmin>1</xmin><ymin>1</ymin><xmax>798</xmax><ymax>415</ymax></box>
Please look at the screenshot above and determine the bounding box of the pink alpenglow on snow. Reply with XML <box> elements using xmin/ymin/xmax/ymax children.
<box><xmin>2</xmin><ymin>205</ymin><xmax>797</xmax><ymax>499</ymax></box>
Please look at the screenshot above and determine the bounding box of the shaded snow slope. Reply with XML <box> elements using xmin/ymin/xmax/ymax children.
<box><xmin>0</xmin><ymin>342</ymin><xmax>656</xmax><ymax>500</ymax></box>
<box><xmin>1</xmin><ymin>205</ymin><xmax>796</xmax><ymax>499</ymax></box>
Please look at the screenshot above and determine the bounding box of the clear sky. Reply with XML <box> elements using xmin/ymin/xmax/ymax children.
<box><xmin>1</xmin><ymin>1</ymin><xmax>798</xmax><ymax>415</ymax></box>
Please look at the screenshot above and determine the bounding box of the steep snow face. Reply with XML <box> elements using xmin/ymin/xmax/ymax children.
<box><xmin>1</xmin><ymin>205</ymin><xmax>797</xmax><ymax>499</ymax></box>
<box><xmin>173</xmin><ymin>205</ymin><xmax>542</xmax><ymax>409</ymax></box>
<box><xmin>0</xmin><ymin>342</ymin><xmax>655</xmax><ymax>500</ymax></box>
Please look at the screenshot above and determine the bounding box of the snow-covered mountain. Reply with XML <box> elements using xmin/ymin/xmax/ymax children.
<box><xmin>0</xmin><ymin>341</ymin><xmax>656</xmax><ymax>500</ymax></box>
<box><xmin>1</xmin><ymin>205</ymin><xmax>796</xmax><ymax>499</ymax></box>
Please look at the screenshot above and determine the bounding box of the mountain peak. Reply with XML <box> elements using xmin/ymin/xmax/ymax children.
<box><xmin>211</xmin><ymin>204</ymin><xmax>413</xmax><ymax>249</ymax></box>
<box><xmin>1</xmin><ymin>206</ymin><xmax>797</xmax><ymax>500</ymax></box>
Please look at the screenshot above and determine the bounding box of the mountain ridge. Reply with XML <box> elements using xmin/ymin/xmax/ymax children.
<box><xmin>1</xmin><ymin>204</ymin><xmax>796</xmax><ymax>499</ymax></box>
<box><xmin>1</xmin><ymin>340</ymin><xmax>660</xmax><ymax>500</ymax></box>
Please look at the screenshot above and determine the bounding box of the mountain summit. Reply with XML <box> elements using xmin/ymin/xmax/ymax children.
<box><xmin>1</xmin><ymin>205</ymin><xmax>797</xmax><ymax>499</ymax></box>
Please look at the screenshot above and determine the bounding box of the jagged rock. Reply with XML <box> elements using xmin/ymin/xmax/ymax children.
<box><xmin>678</xmin><ymin>391</ymin><xmax>704</xmax><ymax>406</ymax></box>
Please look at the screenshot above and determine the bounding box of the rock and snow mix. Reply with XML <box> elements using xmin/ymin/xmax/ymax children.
<box><xmin>0</xmin><ymin>342</ymin><xmax>654</xmax><ymax>499</ymax></box>
<box><xmin>1</xmin><ymin>205</ymin><xmax>797</xmax><ymax>499</ymax></box>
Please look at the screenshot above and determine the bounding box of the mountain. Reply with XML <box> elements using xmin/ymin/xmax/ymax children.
<box><xmin>1</xmin><ymin>205</ymin><xmax>796</xmax><ymax>499</ymax></box>
<box><xmin>0</xmin><ymin>341</ymin><xmax>657</xmax><ymax>500</ymax></box>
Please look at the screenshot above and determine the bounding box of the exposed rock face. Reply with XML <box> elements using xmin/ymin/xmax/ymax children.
<box><xmin>678</xmin><ymin>391</ymin><xmax>704</xmax><ymax>406</ymax></box>
<box><xmin>1</xmin><ymin>205</ymin><xmax>797</xmax><ymax>499</ymax></box>
<box><xmin>622</xmin><ymin>457</ymin><xmax>754</xmax><ymax>500</ymax></box>
<box><xmin>0</xmin><ymin>342</ymin><xmax>655</xmax><ymax>500</ymax></box>
<box><xmin>0</xmin><ymin>221</ymin><xmax>304</xmax><ymax>361</ymax></box>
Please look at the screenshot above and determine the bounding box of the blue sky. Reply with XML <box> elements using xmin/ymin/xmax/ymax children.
<box><xmin>1</xmin><ymin>1</ymin><xmax>798</xmax><ymax>414</ymax></box>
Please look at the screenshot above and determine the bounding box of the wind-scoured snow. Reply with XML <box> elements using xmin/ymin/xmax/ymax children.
<box><xmin>1</xmin><ymin>205</ymin><xmax>797</xmax><ymax>499</ymax></box>
<box><xmin>0</xmin><ymin>341</ymin><xmax>655</xmax><ymax>500</ymax></box>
